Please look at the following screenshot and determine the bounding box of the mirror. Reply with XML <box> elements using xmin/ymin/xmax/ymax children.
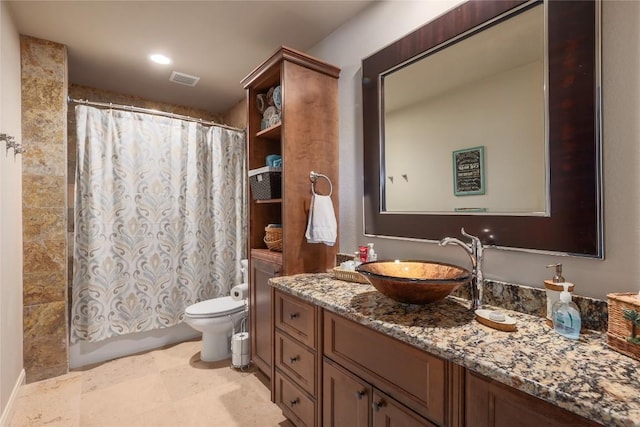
<box><xmin>383</xmin><ymin>4</ymin><xmax>546</xmax><ymax>214</ymax></box>
<box><xmin>362</xmin><ymin>0</ymin><xmax>602</xmax><ymax>257</ymax></box>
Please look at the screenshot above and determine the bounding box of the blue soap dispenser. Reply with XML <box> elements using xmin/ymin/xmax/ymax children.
<box><xmin>551</xmin><ymin>283</ymin><xmax>581</xmax><ymax>339</ymax></box>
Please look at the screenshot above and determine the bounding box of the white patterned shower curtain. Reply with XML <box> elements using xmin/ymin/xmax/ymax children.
<box><xmin>71</xmin><ymin>105</ymin><xmax>246</xmax><ymax>343</ymax></box>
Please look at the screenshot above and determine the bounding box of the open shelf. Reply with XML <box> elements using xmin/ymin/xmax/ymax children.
<box><xmin>256</xmin><ymin>123</ymin><xmax>281</xmax><ymax>140</ymax></box>
<box><xmin>256</xmin><ymin>198</ymin><xmax>283</xmax><ymax>204</ymax></box>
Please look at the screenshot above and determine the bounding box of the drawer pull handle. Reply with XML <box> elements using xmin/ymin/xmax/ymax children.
<box><xmin>289</xmin><ymin>355</ymin><xmax>299</xmax><ymax>363</ymax></box>
<box><xmin>290</xmin><ymin>398</ymin><xmax>300</xmax><ymax>407</ymax></box>
<box><xmin>373</xmin><ymin>400</ymin><xmax>385</xmax><ymax>412</ymax></box>
<box><xmin>289</xmin><ymin>312</ymin><xmax>299</xmax><ymax>320</ymax></box>
<box><xmin>356</xmin><ymin>390</ymin><xmax>366</xmax><ymax>400</ymax></box>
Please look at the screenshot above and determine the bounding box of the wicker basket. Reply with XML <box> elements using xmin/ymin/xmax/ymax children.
<box><xmin>332</xmin><ymin>267</ymin><xmax>370</xmax><ymax>284</ymax></box>
<box><xmin>607</xmin><ymin>292</ymin><xmax>640</xmax><ymax>361</ymax></box>
<box><xmin>263</xmin><ymin>225</ymin><xmax>282</xmax><ymax>252</ymax></box>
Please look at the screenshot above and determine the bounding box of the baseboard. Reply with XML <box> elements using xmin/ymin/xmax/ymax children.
<box><xmin>0</xmin><ymin>368</ymin><xmax>25</xmax><ymax>427</ymax></box>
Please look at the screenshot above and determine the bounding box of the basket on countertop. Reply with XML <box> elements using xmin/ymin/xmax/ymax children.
<box><xmin>607</xmin><ymin>292</ymin><xmax>640</xmax><ymax>361</ymax></box>
<box><xmin>264</xmin><ymin>225</ymin><xmax>282</xmax><ymax>252</ymax></box>
<box><xmin>332</xmin><ymin>267</ymin><xmax>370</xmax><ymax>284</ymax></box>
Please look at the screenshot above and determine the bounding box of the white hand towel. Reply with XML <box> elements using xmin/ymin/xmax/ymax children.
<box><xmin>305</xmin><ymin>194</ymin><xmax>337</xmax><ymax>246</ymax></box>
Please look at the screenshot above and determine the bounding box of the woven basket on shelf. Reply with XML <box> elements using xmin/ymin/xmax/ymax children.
<box><xmin>607</xmin><ymin>292</ymin><xmax>640</xmax><ymax>361</ymax></box>
<box><xmin>263</xmin><ymin>226</ymin><xmax>283</xmax><ymax>252</ymax></box>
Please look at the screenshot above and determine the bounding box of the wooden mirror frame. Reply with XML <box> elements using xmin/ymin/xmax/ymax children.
<box><xmin>362</xmin><ymin>0</ymin><xmax>602</xmax><ymax>257</ymax></box>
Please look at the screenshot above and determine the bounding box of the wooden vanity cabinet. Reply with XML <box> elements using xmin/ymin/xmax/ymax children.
<box><xmin>323</xmin><ymin>357</ymin><xmax>438</xmax><ymax>427</ymax></box>
<box><xmin>273</xmin><ymin>290</ymin><xmax>321</xmax><ymax>426</ymax></box>
<box><xmin>465</xmin><ymin>370</ymin><xmax>602</xmax><ymax>427</ymax></box>
<box><xmin>323</xmin><ymin>312</ymin><xmax>454</xmax><ymax>427</ymax></box>
<box><xmin>250</xmin><ymin>250</ymin><xmax>281</xmax><ymax>379</ymax></box>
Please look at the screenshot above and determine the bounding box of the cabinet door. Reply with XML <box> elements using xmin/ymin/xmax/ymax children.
<box><xmin>372</xmin><ymin>390</ymin><xmax>438</xmax><ymax>427</ymax></box>
<box><xmin>465</xmin><ymin>370</ymin><xmax>602</xmax><ymax>427</ymax></box>
<box><xmin>250</xmin><ymin>256</ymin><xmax>280</xmax><ymax>377</ymax></box>
<box><xmin>324</xmin><ymin>312</ymin><xmax>446</xmax><ymax>424</ymax></box>
<box><xmin>323</xmin><ymin>358</ymin><xmax>370</xmax><ymax>427</ymax></box>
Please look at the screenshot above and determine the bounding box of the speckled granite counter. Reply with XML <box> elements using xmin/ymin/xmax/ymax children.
<box><xmin>269</xmin><ymin>273</ymin><xmax>640</xmax><ymax>427</ymax></box>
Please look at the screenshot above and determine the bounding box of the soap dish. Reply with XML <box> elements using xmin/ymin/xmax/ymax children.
<box><xmin>475</xmin><ymin>309</ymin><xmax>517</xmax><ymax>332</ymax></box>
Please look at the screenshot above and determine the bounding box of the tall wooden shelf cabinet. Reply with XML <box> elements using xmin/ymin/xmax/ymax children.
<box><xmin>241</xmin><ymin>46</ymin><xmax>340</xmax><ymax>381</ymax></box>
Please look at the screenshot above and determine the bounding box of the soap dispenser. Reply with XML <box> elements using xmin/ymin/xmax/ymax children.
<box><xmin>544</xmin><ymin>264</ymin><xmax>574</xmax><ymax>327</ymax></box>
<box><xmin>366</xmin><ymin>243</ymin><xmax>377</xmax><ymax>262</ymax></box>
<box><xmin>551</xmin><ymin>283</ymin><xmax>581</xmax><ymax>340</ymax></box>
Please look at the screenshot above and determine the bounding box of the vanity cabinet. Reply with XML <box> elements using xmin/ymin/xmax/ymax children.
<box><xmin>266</xmin><ymin>290</ymin><xmax>608</xmax><ymax>427</ymax></box>
<box><xmin>273</xmin><ymin>290</ymin><xmax>321</xmax><ymax>426</ymax></box>
<box><xmin>323</xmin><ymin>312</ymin><xmax>453</xmax><ymax>427</ymax></box>
<box><xmin>250</xmin><ymin>250</ymin><xmax>281</xmax><ymax>379</ymax></box>
<box><xmin>242</xmin><ymin>46</ymin><xmax>340</xmax><ymax>380</ymax></box>
<box><xmin>465</xmin><ymin>370</ymin><xmax>602</xmax><ymax>427</ymax></box>
<box><xmin>323</xmin><ymin>358</ymin><xmax>438</xmax><ymax>427</ymax></box>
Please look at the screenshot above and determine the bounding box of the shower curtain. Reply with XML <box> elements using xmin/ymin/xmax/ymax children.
<box><xmin>71</xmin><ymin>105</ymin><xmax>246</xmax><ymax>343</ymax></box>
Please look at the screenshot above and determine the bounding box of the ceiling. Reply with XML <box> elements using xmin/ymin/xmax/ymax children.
<box><xmin>7</xmin><ymin>0</ymin><xmax>375</xmax><ymax>114</ymax></box>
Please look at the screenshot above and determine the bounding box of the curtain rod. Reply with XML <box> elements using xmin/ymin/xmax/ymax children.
<box><xmin>67</xmin><ymin>96</ymin><xmax>245</xmax><ymax>133</ymax></box>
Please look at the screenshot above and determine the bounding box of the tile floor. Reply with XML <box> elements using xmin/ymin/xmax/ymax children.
<box><xmin>9</xmin><ymin>340</ymin><xmax>294</xmax><ymax>427</ymax></box>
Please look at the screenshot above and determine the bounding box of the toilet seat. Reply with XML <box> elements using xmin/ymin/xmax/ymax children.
<box><xmin>185</xmin><ymin>296</ymin><xmax>246</xmax><ymax>318</ymax></box>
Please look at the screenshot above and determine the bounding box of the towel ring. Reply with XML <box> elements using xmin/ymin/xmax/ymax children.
<box><xmin>309</xmin><ymin>171</ymin><xmax>333</xmax><ymax>197</ymax></box>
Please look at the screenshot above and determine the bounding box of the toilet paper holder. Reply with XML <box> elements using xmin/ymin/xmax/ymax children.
<box><xmin>231</xmin><ymin>314</ymin><xmax>250</xmax><ymax>369</ymax></box>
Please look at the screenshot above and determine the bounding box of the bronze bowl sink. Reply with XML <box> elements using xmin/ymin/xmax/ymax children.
<box><xmin>356</xmin><ymin>260</ymin><xmax>472</xmax><ymax>304</ymax></box>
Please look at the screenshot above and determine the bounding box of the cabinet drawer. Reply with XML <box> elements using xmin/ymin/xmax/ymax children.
<box><xmin>275</xmin><ymin>370</ymin><xmax>316</xmax><ymax>427</ymax></box>
<box><xmin>275</xmin><ymin>291</ymin><xmax>317</xmax><ymax>349</ymax></box>
<box><xmin>324</xmin><ymin>312</ymin><xmax>445</xmax><ymax>425</ymax></box>
<box><xmin>276</xmin><ymin>330</ymin><xmax>317</xmax><ymax>396</ymax></box>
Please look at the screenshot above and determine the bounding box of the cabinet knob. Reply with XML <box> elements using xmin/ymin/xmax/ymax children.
<box><xmin>290</xmin><ymin>397</ymin><xmax>300</xmax><ymax>407</ymax></box>
<box><xmin>356</xmin><ymin>390</ymin><xmax>366</xmax><ymax>400</ymax></box>
<box><xmin>289</xmin><ymin>312</ymin><xmax>299</xmax><ymax>320</ymax></box>
<box><xmin>289</xmin><ymin>355</ymin><xmax>299</xmax><ymax>363</ymax></box>
<box><xmin>373</xmin><ymin>400</ymin><xmax>385</xmax><ymax>412</ymax></box>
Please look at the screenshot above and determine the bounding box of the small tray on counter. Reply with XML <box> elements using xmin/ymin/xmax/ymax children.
<box><xmin>331</xmin><ymin>267</ymin><xmax>370</xmax><ymax>284</ymax></box>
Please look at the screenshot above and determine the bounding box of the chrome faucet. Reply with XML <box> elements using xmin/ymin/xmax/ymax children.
<box><xmin>439</xmin><ymin>228</ymin><xmax>484</xmax><ymax>310</ymax></box>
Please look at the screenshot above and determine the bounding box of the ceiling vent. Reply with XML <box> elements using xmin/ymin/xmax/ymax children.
<box><xmin>169</xmin><ymin>71</ymin><xmax>200</xmax><ymax>87</ymax></box>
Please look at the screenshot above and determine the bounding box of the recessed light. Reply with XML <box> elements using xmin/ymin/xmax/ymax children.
<box><xmin>149</xmin><ymin>53</ymin><xmax>171</xmax><ymax>65</ymax></box>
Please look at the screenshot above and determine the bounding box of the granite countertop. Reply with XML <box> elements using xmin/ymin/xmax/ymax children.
<box><xmin>269</xmin><ymin>273</ymin><xmax>640</xmax><ymax>427</ymax></box>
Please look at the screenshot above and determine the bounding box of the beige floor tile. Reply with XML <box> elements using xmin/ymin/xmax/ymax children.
<box><xmin>79</xmin><ymin>373</ymin><xmax>172</xmax><ymax>426</ymax></box>
<box><xmin>217</xmin><ymin>375</ymin><xmax>294</xmax><ymax>427</ymax></box>
<box><xmin>10</xmin><ymin>339</ymin><xmax>291</xmax><ymax>427</ymax></box>
<box><xmin>159</xmin><ymin>356</ymin><xmax>245</xmax><ymax>401</ymax></box>
<box><xmin>10</xmin><ymin>373</ymin><xmax>81</xmax><ymax>427</ymax></box>
<box><xmin>127</xmin><ymin>402</ymin><xmax>183</xmax><ymax>427</ymax></box>
<box><xmin>77</xmin><ymin>350</ymin><xmax>158</xmax><ymax>394</ymax></box>
<box><xmin>151</xmin><ymin>340</ymin><xmax>201</xmax><ymax>372</ymax></box>
<box><xmin>171</xmin><ymin>381</ymin><xmax>248</xmax><ymax>426</ymax></box>
<box><xmin>171</xmin><ymin>368</ymin><xmax>291</xmax><ymax>427</ymax></box>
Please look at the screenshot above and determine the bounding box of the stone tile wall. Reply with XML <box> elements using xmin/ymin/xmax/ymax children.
<box><xmin>20</xmin><ymin>34</ymin><xmax>241</xmax><ymax>381</ymax></box>
<box><xmin>21</xmin><ymin>36</ymin><xmax>68</xmax><ymax>382</ymax></box>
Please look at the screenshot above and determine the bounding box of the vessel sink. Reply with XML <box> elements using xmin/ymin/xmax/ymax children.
<box><xmin>356</xmin><ymin>260</ymin><xmax>472</xmax><ymax>304</ymax></box>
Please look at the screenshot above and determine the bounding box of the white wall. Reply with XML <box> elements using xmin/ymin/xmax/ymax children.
<box><xmin>385</xmin><ymin>62</ymin><xmax>545</xmax><ymax>213</ymax></box>
<box><xmin>311</xmin><ymin>0</ymin><xmax>640</xmax><ymax>300</ymax></box>
<box><xmin>0</xmin><ymin>0</ymin><xmax>25</xmax><ymax>423</ymax></box>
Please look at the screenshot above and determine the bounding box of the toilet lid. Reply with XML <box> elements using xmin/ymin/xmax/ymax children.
<box><xmin>185</xmin><ymin>296</ymin><xmax>245</xmax><ymax>318</ymax></box>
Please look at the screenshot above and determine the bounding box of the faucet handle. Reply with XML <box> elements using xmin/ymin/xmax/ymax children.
<box><xmin>460</xmin><ymin>227</ymin><xmax>480</xmax><ymax>244</ymax></box>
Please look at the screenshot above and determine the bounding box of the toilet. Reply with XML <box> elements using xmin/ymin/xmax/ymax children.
<box><xmin>184</xmin><ymin>259</ymin><xmax>249</xmax><ymax>362</ymax></box>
